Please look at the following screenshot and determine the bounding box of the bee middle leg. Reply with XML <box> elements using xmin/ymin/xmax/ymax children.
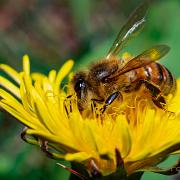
<box><xmin>101</xmin><ymin>91</ymin><xmax>122</xmax><ymax>113</ymax></box>
<box><xmin>138</xmin><ymin>80</ymin><xmax>166</xmax><ymax>109</ymax></box>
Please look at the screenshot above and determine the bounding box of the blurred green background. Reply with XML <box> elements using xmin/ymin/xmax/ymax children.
<box><xmin>0</xmin><ymin>0</ymin><xmax>179</xmax><ymax>179</ymax></box>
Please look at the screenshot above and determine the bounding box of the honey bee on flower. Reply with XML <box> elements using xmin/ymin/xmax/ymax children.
<box><xmin>0</xmin><ymin>1</ymin><xmax>179</xmax><ymax>180</ymax></box>
<box><xmin>72</xmin><ymin>2</ymin><xmax>176</xmax><ymax>115</ymax></box>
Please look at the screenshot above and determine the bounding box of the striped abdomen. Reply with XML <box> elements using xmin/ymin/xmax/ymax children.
<box><xmin>134</xmin><ymin>62</ymin><xmax>176</xmax><ymax>96</ymax></box>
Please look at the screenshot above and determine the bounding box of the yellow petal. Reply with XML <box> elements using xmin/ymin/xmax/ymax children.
<box><xmin>48</xmin><ymin>69</ymin><xmax>57</xmax><ymax>83</ymax></box>
<box><xmin>0</xmin><ymin>64</ymin><xmax>20</xmax><ymax>84</ymax></box>
<box><xmin>65</xmin><ymin>152</ymin><xmax>92</xmax><ymax>162</ymax></box>
<box><xmin>54</xmin><ymin>60</ymin><xmax>74</xmax><ymax>93</ymax></box>
<box><xmin>31</xmin><ymin>73</ymin><xmax>46</xmax><ymax>82</ymax></box>
<box><xmin>23</xmin><ymin>54</ymin><xmax>30</xmax><ymax>75</ymax></box>
<box><xmin>168</xmin><ymin>78</ymin><xmax>180</xmax><ymax>113</ymax></box>
<box><xmin>0</xmin><ymin>76</ymin><xmax>20</xmax><ymax>99</ymax></box>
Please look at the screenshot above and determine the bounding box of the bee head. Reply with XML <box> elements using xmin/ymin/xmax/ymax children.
<box><xmin>72</xmin><ymin>72</ymin><xmax>88</xmax><ymax>105</ymax></box>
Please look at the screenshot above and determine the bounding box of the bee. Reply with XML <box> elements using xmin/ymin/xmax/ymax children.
<box><xmin>72</xmin><ymin>2</ymin><xmax>176</xmax><ymax>113</ymax></box>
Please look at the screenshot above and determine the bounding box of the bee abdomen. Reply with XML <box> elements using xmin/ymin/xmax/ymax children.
<box><xmin>133</xmin><ymin>63</ymin><xmax>176</xmax><ymax>96</ymax></box>
<box><xmin>161</xmin><ymin>65</ymin><xmax>176</xmax><ymax>95</ymax></box>
<box><xmin>144</xmin><ymin>63</ymin><xmax>164</xmax><ymax>85</ymax></box>
<box><xmin>143</xmin><ymin>63</ymin><xmax>175</xmax><ymax>95</ymax></box>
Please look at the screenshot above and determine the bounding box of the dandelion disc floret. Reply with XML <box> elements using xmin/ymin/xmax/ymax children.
<box><xmin>0</xmin><ymin>55</ymin><xmax>180</xmax><ymax>179</ymax></box>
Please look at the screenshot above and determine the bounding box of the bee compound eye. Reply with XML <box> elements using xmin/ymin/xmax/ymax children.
<box><xmin>74</xmin><ymin>79</ymin><xmax>86</xmax><ymax>97</ymax></box>
<box><xmin>74</xmin><ymin>79</ymin><xmax>86</xmax><ymax>91</ymax></box>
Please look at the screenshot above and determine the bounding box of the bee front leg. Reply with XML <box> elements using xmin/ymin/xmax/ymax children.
<box><xmin>91</xmin><ymin>98</ymin><xmax>104</xmax><ymax>112</ymax></box>
<box><xmin>101</xmin><ymin>91</ymin><xmax>122</xmax><ymax>113</ymax></box>
<box><xmin>139</xmin><ymin>80</ymin><xmax>166</xmax><ymax>109</ymax></box>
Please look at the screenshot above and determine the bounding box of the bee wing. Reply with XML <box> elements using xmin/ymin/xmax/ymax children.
<box><xmin>106</xmin><ymin>1</ymin><xmax>149</xmax><ymax>59</ymax></box>
<box><xmin>106</xmin><ymin>45</ymin><xmax>170</xmax><ymax>80</ymax></box>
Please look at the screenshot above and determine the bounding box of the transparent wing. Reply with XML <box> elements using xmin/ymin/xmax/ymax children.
<box><xmin>106</xmin><ymin>45</ymin><xmax>170</xmax><ymax>80</ymax></box>
<box><xmin>106</xmin><ymin>1</ymin><xmax>149</xmax><ymax>59</ymax></box>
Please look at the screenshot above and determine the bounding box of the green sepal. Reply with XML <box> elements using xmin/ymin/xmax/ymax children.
<box><xmin>140</xmin><ymin>158</ymin><xmax>180</xmax><ymax>176</ymax></box>
<box><xmin>69</xmin><ymin>163</ymin><xmax>144</xmax><ymax>180</ymax></box>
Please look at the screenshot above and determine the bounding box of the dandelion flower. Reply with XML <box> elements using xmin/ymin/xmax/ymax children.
<box><xmin>0</xmin><ymin>55</ymin><xmax>180</xmax><ymax>179</ymax></box>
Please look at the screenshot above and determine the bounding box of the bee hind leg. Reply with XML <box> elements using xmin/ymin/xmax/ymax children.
<box><xmin>152</xmin><ymin>95</ymin><xmax>166</xmax><ymax>109</ymax></box>
<box><xmin>140</xmin><ymin>80</ymin><xmax>166</xmax><ymax>109</ymax></box>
